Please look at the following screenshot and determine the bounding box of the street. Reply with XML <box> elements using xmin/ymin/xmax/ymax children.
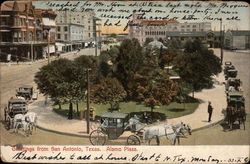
<box><xmin>0</xmin><ymin>48</ymin><xmax>249</xmax><ymax>145</ymax></box>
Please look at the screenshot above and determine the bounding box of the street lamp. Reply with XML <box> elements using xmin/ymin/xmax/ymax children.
<box><xmin>220</xmin><ymin>19</ymin><xmax>224</xmax><ymax>65</ymax></box>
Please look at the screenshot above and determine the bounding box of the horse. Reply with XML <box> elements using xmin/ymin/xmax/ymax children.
<box><xmin>13</xmin><ymin>114</ymin><xmax>31</xmax><ymax>135</ymax></box>
<box><xmin>142</xmin><ymin>122</ymin><xmax>192</xmax><ymax>145</ymax></box>
<box><xmin>24</xmin><ymin>112</ymin><xmax>38</xmax><ymax>133</ymax></box>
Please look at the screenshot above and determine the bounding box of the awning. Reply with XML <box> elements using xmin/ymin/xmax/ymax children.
<box><xmin>0</xmin><ymin>15</ymin><xmax>10</xmax><ymax>17</ymax></box>
<box><xmin>55</xmin><ymin>43</ymin><xmax>64</xmax><ymax>52</ymax></box>
<box><xmin>44</xmin><ymin>45</ymin><xmax>55</xmax><ymax>54</ymax></box>
<box><xmin>42</xmin><ymin>18</ymin><xmax>56</xmax><ymax>26</ymax></box>
<box><xmin>0</xmin><ymin>30</ymin><xmax>10</xmax><ymax>32</ymax></box>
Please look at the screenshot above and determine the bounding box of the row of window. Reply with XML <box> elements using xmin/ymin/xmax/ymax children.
<box><xmin>145</xmin><ymin>31</ymin><xmax>166</xmax><ymax>36</ymax></box>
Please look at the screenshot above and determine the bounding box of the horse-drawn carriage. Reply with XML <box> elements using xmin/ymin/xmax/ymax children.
<box><xmin>225</xmin><ymin>91</ymin><xmax>246</xmax><ymax>130</ymax></box>
<box><xmin>4</xmin><ymin>97</ymin><xmax>37</xmax><ymax>135</ymax></box>
<box><xmin>16</xmin><ymin>85</ymin><xmax>38</xmax><ymax>101</ymax></box>
<box><xmin>225</xmin><ymin>78</ymin><xmax>242</xmax><ymax>92</ymax></box>
<box><xmin>4</xmin><ymin>98</ymin><xmax>28</xmax><ymax>130</ymax></box>
<box><xmin>223</xmin><ymin>62</ymin><xmax>237</xmax><ymax>80</ymax></box>
<box><xmin>89</xmin><ymin>112</ymin><xmax>191</xmax><ymax>145</ymax></box>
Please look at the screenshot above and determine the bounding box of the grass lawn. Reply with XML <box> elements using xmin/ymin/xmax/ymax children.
<box><xmin>53</xmin><ymin>100</ymin><xmax>199</xmax><ymax>120</ymax></box>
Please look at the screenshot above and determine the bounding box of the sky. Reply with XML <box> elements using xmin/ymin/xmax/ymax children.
<box><xmin>33</xmin><ymin>1</ymin><xmax>250</xmax><ymax>34</ymax></box>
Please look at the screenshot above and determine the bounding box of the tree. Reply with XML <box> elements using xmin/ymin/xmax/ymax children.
<box><xmin>90</xmin><ymin>77</ymin><xmax>127</xmax><ymax>111</ymax></box>
<box><xmin>73</xmin><ymin>55</ymin><xmax>98</xmax><ymax>115</ymax></box>
<box><xmin>130</xmin><ymin>67</ymin><xmax>179</xmax><ymax>116</ymax></box>
<box><xmin>114</xmin><ymin>38</ymin><xmax>144</xmax><ymax>97</ymax></box>
<box><xmin>174</xmin><ymin>39</ymin><xmax>221</xmax><ymax>97</ymax></box>
<box><xmin>35</xmin><ymin>58</ymin><xmax>85</xmax><ymax>119</ymax></box>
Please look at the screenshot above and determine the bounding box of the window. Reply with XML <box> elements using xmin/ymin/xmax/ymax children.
<box><xmin>193</xmin><ymin>25</ymin><xmax>197</xmax><ymax>28</ymax></box>
<box><xmin>88</xmin><ymin>33</ymin><xmax>91</xmax><ymax>37</ymax></box>
<box><xmin>193</xmin><ymin>29</ymin><xmax>196</xmax><ymax>32</ymax></box>
<box><xmin>64</xmin><ymin>26</ymin><xmax>68</xmax><ymax>31</ymax></box>
<box><xmin>57</xmin><ymin>34</ymin><xmax>61</xmax><ymax>39</ymax></box>
<box><xmin>187</xmin><ymin>25</ymin><xmax>190</xmax><ymax>28</ymax></box>
<box><xmin>88</xmin><ymin>26</ymin><xmax>90</xmax><ymax>30</ymax></box>
<box><xmin>57</xmin><ymin>26</ymin><xmax>61</xmax><ymax>32</ymax></box>
<box><xmin>65</xmin><ymin>34</ymin><xmax>67</xmax><ymax>40</ymax></box>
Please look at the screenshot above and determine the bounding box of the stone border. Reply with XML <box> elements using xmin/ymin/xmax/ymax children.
<box><xmin>36</xmin><ymin>118</ymin><xmax>225</xmax><ymax>139</ymax></box>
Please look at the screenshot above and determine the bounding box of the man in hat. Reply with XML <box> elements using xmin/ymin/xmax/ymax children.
<box><xmin>208</xmin><ymin>101</ymin><xmax>213</xmax><ymax>122</ymax></box>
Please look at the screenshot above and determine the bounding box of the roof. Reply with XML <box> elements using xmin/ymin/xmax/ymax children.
<box><xmin>166</xmin><ymin>31</ymin><xmax>221</xmax><ymax>37</ymax></box>
<box><xmin>1</xmin><ymin>1</ymin><xmax>33</xmax><ymax>11</ymax></box>
<box><xmin>8</xmin><ymin>98</ymin><xmax>26</xmax><ymax>103</ymax></box>
<box><xmin>19</xmin><ymin>85</ymin><xmax>33</xmax><ymax>89</ymax></box>
<box><xmin>141</xmin><ymin>19</ymin><xmax>178</xmax><ymax>25</ymax></box>
<box><xmin>229</xmin><ymin>30</ymin><xmax>250</xmax><ymax>36</ymax></box>
<box><xmin>101</xmin><ymin>112</ymin><xmax>128</xmax><ymax>119</ymax></box>
<box><xmin>228</xmin><ymin>91</ymin><xmax>244</xmax><ymax>97</ymax></box>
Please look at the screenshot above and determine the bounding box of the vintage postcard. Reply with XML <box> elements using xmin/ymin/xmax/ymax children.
<box><xmin>0</xmin><ymin>0</ymin><xmax>249</xmax><ymax>163</ymax></box>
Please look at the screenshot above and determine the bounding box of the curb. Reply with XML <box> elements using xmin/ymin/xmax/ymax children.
<box><xmin>36</xmin><ymin>118</ymin><xmax>225</xmax><ymax>139</ymax></box>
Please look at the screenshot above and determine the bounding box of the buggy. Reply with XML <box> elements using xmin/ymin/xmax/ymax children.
<box><xmin>16</xmin><ymin>85</ymin><xmax>37</xmax><ymax>101</ymax></box>
<box><xmin>225</xmin><ymin>91</ymin><xmax>246</xmax><ymax>130</ymax></box>
<box><xmin>89</xmin><ymin>112</ymin><xmax>142</xmax><ymax>145</ymax></box>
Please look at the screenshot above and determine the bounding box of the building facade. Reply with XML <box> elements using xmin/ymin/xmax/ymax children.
<box><xmin>0</xmin><ymin>1</ymin><xmax>56</xmax><ymax>61</ymax></box>
<box><xmin>166</xmin><ymin>31</ymin><xmax>223</xmax><ymax>48</ymax></box>
<box><xmin>224</xmin><ymin>30</ymin><xmax>250</xmax><ymax>50</ymax></box>
<box><xmin>129</xmin><ymin>13</ymin><xmax>211</xmax><ymax>45</ymax></box>
<box><xmin>55</xmin><ymin>10</ymin><xmax>101</xmax><ymax>51</ymax></box>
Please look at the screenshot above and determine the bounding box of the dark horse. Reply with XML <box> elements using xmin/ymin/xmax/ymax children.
<box><xmin>226</xmin><ymin>106</ymin><xmax>246</xmax><ymax>130</ymax></box>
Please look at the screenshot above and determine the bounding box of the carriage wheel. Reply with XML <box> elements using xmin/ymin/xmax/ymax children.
<box><xmin>127</xmin><ymin>135</ymin><xmax>140</xmax><ymax>145</ymax></box>
<box><xmin>89</xmin><ymin>130</ymin><xmax>107</xmax><ymax>145</ymax></box>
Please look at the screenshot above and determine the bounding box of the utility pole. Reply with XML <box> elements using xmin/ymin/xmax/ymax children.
<box><xmin>94</xmin><ymin>18</ymin><xmax>98</xmax><ymax>57</ymax></box>
<box><xmin>86</xmin><ymin>68</ymin><xmax>91</xmax><ymax>134</ymax></box>
<box><xmin>48</xmin><ymin>31</ymin><xmax>50</xmax><ymax>64</ymax></box>
<box><xmin>220</xmin><ymin>19</ymin><xmax>223</xmax><ymax>65</ymax></box>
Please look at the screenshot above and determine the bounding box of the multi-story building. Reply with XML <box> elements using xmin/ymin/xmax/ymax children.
<box><xmin>0</xmin><ymin>1</ymin><xmax>56</xmax><ymax>61</ymax></box>
<box><xmin>224</xmin><ymin>30</ymin><xmax>250</xmax><ymax>50</ymax></box>
<box><xmin>55</xmin><ymin>10</ymin><xmax>101</xmax><ymax>51</ymax></box>
<box><xmin>129</xmin><ymin>13</ymin><xmax>211</xmax><ymax>45</ymax></box>
<box><xmin>166</xmin><ymin>31</ymin><xmax>223</xmax><ymax>48</ymax></box>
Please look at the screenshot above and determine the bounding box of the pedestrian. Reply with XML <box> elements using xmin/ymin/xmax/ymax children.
<box><xmin>207</xmin><ymin>101</ymin><xmax>213</xmax><ymax>122</ymax></box>
<box><xmin>7</xmin><ymin>53</ymin><xmax>11</xmax><ymax>66</ymax></box>
<box><xmin>16</xmin><ymin>56</ymin><xmax>19</xmax><ymax>65</ymax></box>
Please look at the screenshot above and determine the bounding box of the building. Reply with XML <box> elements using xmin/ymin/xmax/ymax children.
<box><xmin>166</xmin><ymin>31</ymin><xmax>223</xmax><ymax>48</ymax></box>
<box><xmin>0</xmin><ymin>1</ymin><xmax>56</xmax><ymax>61</ymax></box>
<box><xmin>224</xmin><ymin>30</ymin><xmax>250</xmax><ymax>50</ymax></box>
<box><xmin>129</xmin><ymin>13</ymin><xmax>211</xmax><ymax>45</ymax></box>
<box><xmin>55</xmin><ymin>10</ymin><xmax>101</xmax><ymax>52</ymax></box>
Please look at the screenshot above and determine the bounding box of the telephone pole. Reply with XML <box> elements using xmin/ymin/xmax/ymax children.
<box><xmin>86</xmin><ymin>68</ymin><xmax>91</xmax><ymax>134</ymax></box>
<box><xmin>220</xmin><ymin>19</ymin><xmax>224</xmax><ymax>65</ymax></box>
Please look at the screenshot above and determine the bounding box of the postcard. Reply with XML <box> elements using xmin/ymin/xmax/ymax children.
<box><xmin>0</xmin><ymin>0</ymin><xmax>249</xmax><ymax>163</ymax></box>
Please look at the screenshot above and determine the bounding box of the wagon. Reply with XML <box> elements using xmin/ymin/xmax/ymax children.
<box><xmin>16</xmin><ymin>85</ymin><xmax>38</xmax><ymax>101</ymax></box>
<box><xmin>225</xmin><ymin>78</ymin><xmax>242</xmax><ymax>92</ymax></box>
<box><xmin>225</xmin><ymin>91</ymin><xmax>246</xmax><ymax>130</ymax></box>
<box><xmin>225</xmin><ymin>69</ymin><xmax>237</xmax><ymax>80</ymax></box>
<box><xmin>4</xmin><ymin>98</ymin><xmax>28</xmax><ymax>130</ymax></box>
<box><xmin>89</xmin><ymin>112</ymin><xmax>142</xmax><ymax>145</ymax></box>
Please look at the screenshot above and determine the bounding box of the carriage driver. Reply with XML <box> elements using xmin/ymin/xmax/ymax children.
<box><xmin>208</xmin><ymin>101</ymin><xmax>213</xmax><ymax>122</ymax></box>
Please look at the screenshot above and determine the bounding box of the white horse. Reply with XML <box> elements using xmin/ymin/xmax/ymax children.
<box><xmin>143</xmin><ymin>122</ymin><xmax>192</xmax><ymax>145</ymax></box>
<box><xmin>24</xmin><ymin>112</ymin><xmax>38</xmax><ymax>133</ymax></box>
<box><xmin>13</xmin><ymin>114</ymin><xmax>30</xmax><ymax>135</ymax></box>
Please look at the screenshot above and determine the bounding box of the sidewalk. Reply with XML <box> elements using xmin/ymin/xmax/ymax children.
<box><xmin>29</xmin><ymin>73</ymin><xmax>227</xmax><ymax>138</ymax></box>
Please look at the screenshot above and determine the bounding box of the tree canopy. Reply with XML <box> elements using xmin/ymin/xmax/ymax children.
<box><xmin>174</xmin><ymin>39</ymin><xmax>221</xmax><ymax>96</ymax></box>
